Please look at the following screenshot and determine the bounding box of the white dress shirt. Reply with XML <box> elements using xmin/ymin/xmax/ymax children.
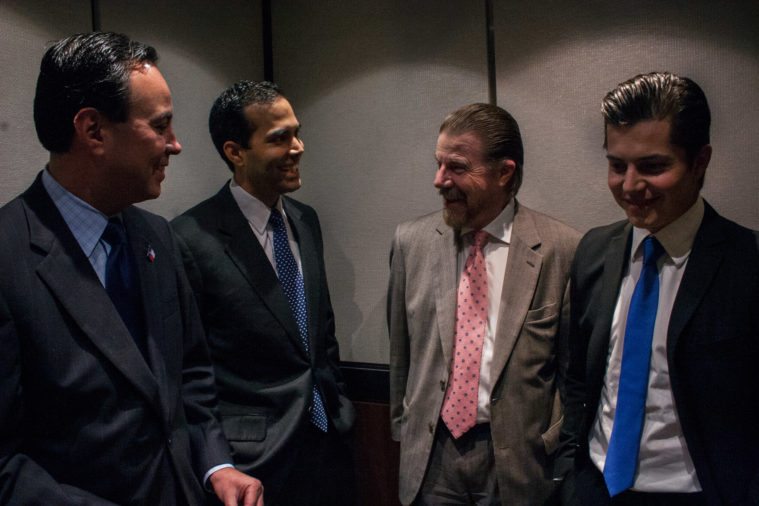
<box><xmin>229</xmin><ymin>179</ymin><xmax>303</xmax><ymax>274</ymax></box>
<box><xmin>457</xmin><ymin>200</ymin><xmax>515</xmax><ymax>423</ymax></box>
<box><xmin>590</xmin><ymin>197</ymin><xmax>705</xmax><ymax>492</ymax></box>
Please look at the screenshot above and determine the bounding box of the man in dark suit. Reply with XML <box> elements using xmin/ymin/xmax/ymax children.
<box><xmin>0</xmin><ymin>32</ymin><xmax>263</xmax><ymax>505</ymax></box>
<box><xmin>388</xmin><ymin>103</ymin><xmax>580</xmax><ymax>505</ymax></box>
<box><xmin>557</xmin><ymin>72</ymin><xmax>759</xmax><ymax>505</ymax></box>
<box><xmin>171</xmin><ymin>80</ymin><xmax>355</xmax><ymax>506</ymax></box>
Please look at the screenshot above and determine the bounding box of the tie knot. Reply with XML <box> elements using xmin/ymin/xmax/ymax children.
<box><xmin>642</xmin><ymin>235</ymin><xmax>664</xmax><ymax>268</ymax></box>
<box><xmin>472</xmin><ymin>230</ymin><xmax>489</xmax><ymax>250</ymax></box>
<box><xmin>102</xmin><ymin>217</ymin><xmax>127</xmax><ymax>248</ymax></box>
<box><xmin>269</xmin><ymin>208</ymin><xmax>286</xmax><ymax>231</ymax></box>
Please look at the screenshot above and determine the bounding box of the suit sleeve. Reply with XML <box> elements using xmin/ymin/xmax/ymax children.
<box><xmin>167</xmin><ymin>225</ymin><xmax>232</xmax><ymax>479</ymax></box>
<box><xmin>387</xmin><ymin>225</ymin><xmax>409</xmax><ymax>442</ymax></box>
<box><xmin>0</xmin><ymin>290</ymin><xmax>119</xmax><ymax>505</ymax></box>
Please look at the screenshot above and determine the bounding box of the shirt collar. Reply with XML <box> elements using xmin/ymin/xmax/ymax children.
<box><xmin>42</xmin><ymin>168</ymin><xmax>110</xmax><ymax>258</ymax></box>
<box><xmin>229</xmin><ymin>179</ymin><xmax>285</xmax><ymax>233</ymax></box>
<box><xmin>630</xmin><ymin>196</ymin><xmax>704</xmax><ymax>267</ymax></box>
<box><xmin>462</xmin><ymin>198</ymin><xmax>515</xmax><ymax>245</ymax></box>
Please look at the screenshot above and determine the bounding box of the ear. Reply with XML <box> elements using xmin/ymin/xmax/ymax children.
<box><xmin>223</xmin><ymin>140</ymin><xmax>245</xmax><ymax>169</ymax></box>
<box><xmin>497</xmin><ymin>159</ymin><xmax>517</xmax><ymax>189</ymax></box>
<box><xmin>692</xmin><ymin>144</ymin><xmax>711</xmax><ymax>181</ymax></box>
<box><xmin>72</xmin><ymin>108</ymin><xmax>104</xmax><ymax>151</ymax></box>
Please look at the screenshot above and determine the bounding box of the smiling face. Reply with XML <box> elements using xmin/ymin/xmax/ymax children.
<box><xmin>434</xmin><ymin>131</ymin><xmax>514</xmax><ymax>230</ymax></box>
<box><xmin>606</xmin><ymin>119</ymin><xmax>709</xmax><ymax>233</ymax></box>
<box><xmin>101</xmin><ymin>64</ymin><xmax>181</xmax><ymax>209</ymax></box>
<box><xmin>230</xmin><ymin>97</ymin><xmax>304</xmax><ymax>207</ymax></box>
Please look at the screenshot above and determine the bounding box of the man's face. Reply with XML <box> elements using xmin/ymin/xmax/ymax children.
<box><xmin>434</xmin><ymin>131</ymin><xmax>513</xmax><ymax>230</ymax></box>
<box><xmin>233</xmin><ymin>97</ymin><xmax>304</xmax><ymax>207</ymax></box>
<box><xmin>101</xmin><ymin>64</ymin><xmax>181</xmax><ymax>208</ymax></box>
<box><xmin>606</xmin><ymin>119</ymin><xmax>708</xmax><ymax>233</ymax></box>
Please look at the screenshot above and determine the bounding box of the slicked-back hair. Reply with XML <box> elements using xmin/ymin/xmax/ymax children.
<box><xmin>439</xmin><ymin>103</ymin><xmax>524</xmax><ymax>199</ymax></box>
<box><xmin>34</xmin><ymin>32</ymin><xmax>158</xmax><ymax>153</ymax></box>
<box><xmin>602</xmin><ymin>72</ymin><xmax>711</xmax><ymax>165</ymax></box>
<box><xmin>208</xmin><ymin>80</ymin><xmax>283</xmax><ymax>171</ymax></box>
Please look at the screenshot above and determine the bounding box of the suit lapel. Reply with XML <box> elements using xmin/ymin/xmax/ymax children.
<box><xmin>283</xmin><ymin>199</ymin><xmax>319</xmax><ymax>355</ymax></box>
<box><xmin>24</xmin><ymin>183</ymin><xmax>162</xmax><ymax>414</ymax></box>
<box><xmin>587</xmin><ymin>224</ymin><xmax>631</xmax><ymax>390</ymax></box>
<box><xmin>667</xmin><ymin>204</ymin><xmax>726</xmax><ymax>356</ymax></box>
<box><xmin>490</xmin><ymin>207</ymin><xmax>542</xmax><ymax>378</ymax></box>
<box><xmin>215</xmin><ymin>187</ymin><xmax>307</xmax><ymax>358</ymax></box>
<box><xmin>434</xmin><ymin>218</ymin><xmax>458</xmax><ymax>369</ymax></box>
<box><xmin>123</xmin><ymin>207</ymin><xmax>173</xmax><ymax>422</ymax></box>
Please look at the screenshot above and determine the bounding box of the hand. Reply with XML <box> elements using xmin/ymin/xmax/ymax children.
<box><xmin>209</xmin><ymin>467</ymin><xmax>264</xmax><ymax>506</ymax></box>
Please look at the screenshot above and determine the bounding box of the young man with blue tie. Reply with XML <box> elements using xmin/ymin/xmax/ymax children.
<box><xmin>557</xmin><ymin>72</ymin><xmax>759</xmax><ymax>506</ymax></box>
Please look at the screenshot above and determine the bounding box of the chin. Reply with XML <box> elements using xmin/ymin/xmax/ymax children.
<box><xmin>442</xmin><ymin>208</ymin><xmax>466</xmax><ymax>229</ymax></box>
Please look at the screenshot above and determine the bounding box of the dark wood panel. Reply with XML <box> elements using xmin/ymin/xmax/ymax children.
<box><xmin>353</xmin><ymin>401</ymin><xmax>401</xmax><ymax>506</ymax></box>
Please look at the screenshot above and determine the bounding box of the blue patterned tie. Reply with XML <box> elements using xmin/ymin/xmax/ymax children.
<box><xmin>269</xmin><ymin>209</ymin><xmax>329</xmax><ymax>432</ymax></box>
<box><xmin>604</xmin><ymin>235</ymin><xmax>665</xmax><ymax>496</ymax></box>
<box><xmin>101</xmin><ymin>217</ymin><xmax>146</xmax><ymax>356</ymax></box>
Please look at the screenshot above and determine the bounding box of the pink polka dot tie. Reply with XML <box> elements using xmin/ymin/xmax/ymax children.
<box><xmin>441</xmin><ymin>230</ymin><xmax>489</xmax><ymax>439</ymax></box>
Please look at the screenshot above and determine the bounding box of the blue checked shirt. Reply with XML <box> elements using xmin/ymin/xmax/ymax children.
<box><xmin>42</xmin><ymin>170</ymin><xmax>112</xmax><ymax>287</ymax></box>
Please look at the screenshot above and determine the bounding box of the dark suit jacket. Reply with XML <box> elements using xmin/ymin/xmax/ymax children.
<box><xmin>171</xmin><ymin>183</ymin><xmax>355</xmax><ymax>500</ymax></box>
<box><xmin>557</xmin><ymin>202</ymin><xmax>759</xmax><ymax>505</ymax></box>
<box><xmin>0</xmin><ymin>174</ymin><xmax>231</xmax><ymax>505</ymax></box>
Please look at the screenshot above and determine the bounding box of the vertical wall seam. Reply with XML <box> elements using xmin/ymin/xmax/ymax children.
<box><xmin>485</xmin><ymin>0</ymin><xmax>497</xmax><ymax>105</ymax></box>
<box><xmin>91</xmin><ymin>0</ymin><xmax>101</xmax><ymax>32</ymax></box>
<box><xmin>262</xmin><ymin>0</ymin><xmax>274</xmax><ymax>81</ymax></box>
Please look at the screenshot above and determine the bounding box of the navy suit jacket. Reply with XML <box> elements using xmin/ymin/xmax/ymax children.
<box><xmin>171</xmin><ymin>183</ymin><xmax>354</xmax><ymax>500</ymax></box>
<box><xmin>557</xmin><ymin>202</ymin><xmax>759</xmax><ymax>505</ymax></box>
<box><xmin>0</xmin><ymin>174</ymin><xmax>230</xmax><ymax>505</ymax></box>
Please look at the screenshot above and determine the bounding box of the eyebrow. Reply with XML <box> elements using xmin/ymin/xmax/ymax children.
<box><xmin>606</xmin><ymin>154</ymin><xmax>672</xmax><ymax>162</ymax></box>
<box><xmin>266</xmin><ymin>126</ymin><xmax>297</xmax><ymax>139</ymax></box>
<box><xmin>151</xmin><ymin>111</ymin><xmax>173</xmax><ymax>123</ymax></box>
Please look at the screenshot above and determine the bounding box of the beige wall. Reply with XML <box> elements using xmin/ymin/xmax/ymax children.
<box><xmin>2</xmin><ymin>1</ymin><xmax>757</xmax><ymax>364</ymax></box>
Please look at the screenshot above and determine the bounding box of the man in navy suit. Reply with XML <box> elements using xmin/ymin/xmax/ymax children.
<box><xmin>557</xmin><ymin>72</ymin><xmax>759</xmax><ymax>505</ymax></box>
<box><xmin>0</xmin><ymin>32</ymin><xmax>262</xmax><ymax>505</ymax></box>
<box><xmin>172</xmin><ymin>80</ymin><xmax>355</xmax><ymax>506</ymax></box>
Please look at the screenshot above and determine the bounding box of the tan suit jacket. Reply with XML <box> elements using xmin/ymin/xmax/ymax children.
<box><xmin>389</xmin><ymin>201</ymin><xmax>579</xmax><ymax>505</ymax></box>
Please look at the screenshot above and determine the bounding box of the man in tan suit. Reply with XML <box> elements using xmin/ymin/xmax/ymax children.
<box><xmin>388</xmin><ymin>103</ymin><xmax>580</xmax><ymax>505</ymax></box>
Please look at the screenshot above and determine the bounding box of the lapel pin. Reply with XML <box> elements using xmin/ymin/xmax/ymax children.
<box><xmin>146</xmin><ymin>245</ymin><xmax>156</xmax><ymax>263</ymax></box>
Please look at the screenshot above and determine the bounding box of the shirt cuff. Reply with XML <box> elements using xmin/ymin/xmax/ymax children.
<box><xmin>204</xmin><ymin>463</ymin><xmax>235</xmax><ymax>490</ymax></box>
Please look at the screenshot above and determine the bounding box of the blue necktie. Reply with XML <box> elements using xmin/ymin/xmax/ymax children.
<box><xmin>102</xmin><ymin>217</ymin><xmax>146</xmax><ymax>356</ymax></box>
<box><xmin>269</xmin><ymin>209</ymin><xmax>329</xmax><ymax>432</ymax></box>
<box><xmin>604</xmin><ymin>235</ymin><xmax>665</xmax><ymax>496</ymax></box>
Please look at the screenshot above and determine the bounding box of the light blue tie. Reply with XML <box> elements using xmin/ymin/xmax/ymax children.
<box><xmin>269</xmin><ymin>209</ymin><xmax>329</xmax><ymax>432</ymax></box>
<box><xmin>604</xmin><ymin>235</ymin><xmax>664</xmax><ymax>496</ymax></box>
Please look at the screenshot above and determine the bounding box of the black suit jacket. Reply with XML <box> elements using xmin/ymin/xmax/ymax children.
<box><xmin>0</xmin><ymin>174</ymin><xmax>231</xmax><ymax>505</ymax></box>
<box><xmin>557</xmin><ymin>202</ymin><xmax>759</xmax><ymax>505</ymax></box>
<box><xmin>171</xmin><ymin>183</ymin><xmax>355</xmax><ymax>499</ymax></box>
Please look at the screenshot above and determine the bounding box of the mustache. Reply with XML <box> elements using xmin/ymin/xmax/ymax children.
<box><xmin>439</xmin><ymin>187</ymin><xmax>465</xmax><ymax>201</ymax></box>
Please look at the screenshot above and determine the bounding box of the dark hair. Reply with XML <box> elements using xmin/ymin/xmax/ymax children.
<box><xmin>208</xmin><ymin>80</ymin><xmax>283</xmax><ymax>171</ymax></box>
<box><xmin>34</xmin><ymin>32</ymin><xmax>158</xmax><ymax>153</ymax></box>
<box><xmin>602</xmin><ymin>72</ymin><xmax>711</xmax><ymax>165</ymax></box>
<box><xmin>439</xmin><ymin>103</ymin><xmax>524</xmax><ymax>198</ymax></box>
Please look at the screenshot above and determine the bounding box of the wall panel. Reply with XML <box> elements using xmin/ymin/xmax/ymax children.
<box><xmin>494</xmin><ymin>0</ymin><xmax>759</xmax><ymax>233</ymax></box>
<box><xmin>99</xmin><ymin>0</ymin><xmax>265</xmax><ymax>218</ymax></box>
<box><xmin>0</xmin><ymin>0</ymin><xmax>91</xmax><ymax>205</ymax></box>
<box><xmin>272</xmin><ymin>0</ymin><xmax>489</xmax><ymax>363</ymax></box>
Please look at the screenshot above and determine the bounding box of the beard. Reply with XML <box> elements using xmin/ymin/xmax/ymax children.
<box><xmin>440</xmin><ymin>187</ymin><xmax>467</xmax><ymax>230</ymax></box>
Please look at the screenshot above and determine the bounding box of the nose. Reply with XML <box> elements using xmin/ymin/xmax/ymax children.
<box><xmin>166</xmin><ymin>128</ymin><xmax>182</xmax><ymax>155</ymax></box>
<box><xmin>621</xmin><ymin>165</ymin><xmax>644</xmax><ymax>193</ymax></box>
<box><xmin>290</xmin><ymin>136</ymin><xmax>304</xmax><ymax>156</ymax></box>
<box><xmin>433</xmin><ymin>165</ymin><xmax>451</xmax><ymax>189</ymax></box>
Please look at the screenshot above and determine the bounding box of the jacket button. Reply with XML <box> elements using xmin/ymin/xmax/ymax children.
<box><xmin>167</xmin><ymin>437</ymin><xmax>173</xmax><ymax>446</ymax></box>
<box><xmin>428</xmin><ymin>422</ymin><xmax>435</xmax><ymax>434</ymax></box>
<box><xmin>440</xmin><ymin>380</ymin><xmax>446</xmax><ymax>391</ymax></box>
